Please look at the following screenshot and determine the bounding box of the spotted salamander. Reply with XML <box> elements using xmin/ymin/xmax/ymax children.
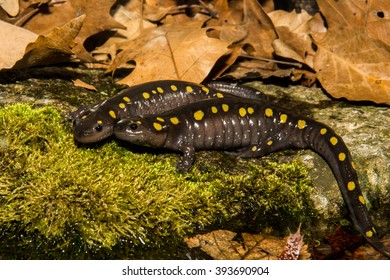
<box><xmin>114</xmin><ymin>97</ymin><xmax>390</xmax><ymax>258</ymax></box>
<box><xmin>68</xmin><ymin>80</ymin><xmax>265</xmax><ymax>144</ymax></box>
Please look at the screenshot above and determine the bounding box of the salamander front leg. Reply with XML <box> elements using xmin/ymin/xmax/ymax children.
<box><xmin>175</xmin><ymin>146</ymin><xmax>196</xmax><ymax>173</ymax></box>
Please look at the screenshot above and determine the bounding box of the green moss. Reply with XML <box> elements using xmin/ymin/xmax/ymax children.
<box><xmin>0</xmin><ymin>104</ymin><xmax>317</xmax><ymax>259</ymax></box>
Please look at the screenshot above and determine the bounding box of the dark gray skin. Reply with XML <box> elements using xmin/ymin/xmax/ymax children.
<box><xmin>67</xmin><ymin>80</ymin><xmax>266</xmax><ymax>144</ymax></box>
<box><xmin>114</xmin><ymin>97</ymin><xmax>390</xmax><ymax>258</ymax></box>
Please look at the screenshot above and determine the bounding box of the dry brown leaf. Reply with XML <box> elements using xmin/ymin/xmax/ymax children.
<box><xmin>20</xmin><ymin>1</ymin><xmax>76</xmax><ymax>35</ymax></box>
<box><xmin>70</xmin><ymin>0</ymin><xmax>123</xmax><ymax>45</ymax></box>
<box><xmin>216</xmin><ymin>0</ymin><xmax>280</xmax><ymax>79</ymax></box>
<box><xmin>269</xmin><ymin>10</ymin><xmax>317</xmax><ymax>67</ymax></box>
<box><xmin>313</xmin><ymin>27</ymin><xmax>390</xmax><ymax>103</ymax></box>
<box><xmin>0</xmin><ymin>19</ymin><xmax>38</xmax><ymax>69</ymax></box>
<box><xmin>316</xmin><ymin>0</ymin><xmax>368</xmax><ymax>28</ymax></box>
<box><xmin>109</xmin><ymin>21</ymin><xmax>230</xmax><ymax>85</ymax></box>
<box><xmin>205</xmin><ymin>0</ymin><xmax>247</xmax><ymax>43</ymax></box>
<box><xmin>210</xmin><ymin>45</ymin><xmax>241</xmax><ymax>78</ymax></box>
<box><xmin>317</xmin><ymin>0</ymin><xmax>390</xmax><ymax>46</ymax></box>
<box><xmin>13</xmin><ymin>15</ymin><xmax>85</xmax><ymax>69</ymax></box>
<box><xmin>142</xmin><ymin>1</ymin><xmax>193</xmax><ymax>22</ymax></box>
<box><xmin>366</xmin><ymin>1</ymin><xmax>390</xmax><ymax>46</ymax></box>
<box><xmin>21</xmin><ymin>0</ymin><xmax>122</xmax><ymax>40</ymax></box>
<box><xmin>0</xmin><ymin>0</ymin><xmax>19</xmax><ymax>17</ymax></box>
<box><xmin>240</xmin><ymin>0</ymin><xmax>277</xmax><ymax>58</ymax></box>
<box><xmin>114</xmin><ymin>5</ymin><xmax>156</xmax><ymax>42</ymax></box>
<box><xmin>313</xmin><ymin>1</ymin><xmax>390</xmax><ymax>102</ymax></box>
<box><xmin>90</xmin><ymin>5</ymin><xmax>157</xmax><ymax>65</ymax></box>
<box><xmin>72</xmin><ymin>79</ymin><xmax>97</xmax><ymax>91</ymax></box>
<box><xmin>184</xmin><ymin>229</ymin><xmax>310</xmax><ymax>260</ymax></box>
<box><xmin>17</xmin><ymin>0</ymin><xmax>122</xmax><ymax>61</ymax></box>
<box><xmin>69</xmin><ymin>0</ymin><xmax>124</xmax><ymax>61</ymax></box>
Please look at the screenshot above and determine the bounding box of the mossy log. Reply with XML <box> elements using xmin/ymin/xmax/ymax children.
<box><xmin>0</xmin><ymin>104</ymin><xmax>317</xmax><ymax>259</ymax></box>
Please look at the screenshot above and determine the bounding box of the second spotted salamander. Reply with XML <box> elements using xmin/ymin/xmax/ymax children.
<box><xmin>114</xmin><ymin>97</ymin><xmax>390</xmax><ymax>258</ymax></box>
<box><xmin>68</xmin><ymin>80</ymin><xmax>265</xmax><ymax>143</ymax></box>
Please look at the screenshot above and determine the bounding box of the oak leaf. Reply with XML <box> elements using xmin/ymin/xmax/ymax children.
<box><xmin>205</xmin><ymin>0</ymin><xmax>247</xmax><ymax>44</ymax></box>
<box><xmin>0</xmin><ymin>20</ymin><xmax>38</xmax><ymax>69</ymax></box>
<box><xmin>16</xmin><ymin>0</ymin><xmax>122</xmax><ymax>61</ymax></box>
<box><xmin>313</xmin><ymin>27</ymin><xmax>390</xmax><ymax>103</ymax></box>
<box><xmin>317</xmin><ymin>0</ymin><xmax>390</xmax><ymax>46</ymax></box>
<box><xmin>240</xmin><ymin>0</ymin><xmax>277</xmax><ymax>58</ymax></box>
<box><xmin>13</xmin><ymin>15</ymin><xmax>85</xmax><ymax>69</ymax></box>
<box><xmin>0</xmin><ymin>0</ymin><xmax>19</xmax><ymax>17</ymax></box>
<box><xmin>366</xmin><ymin>1</ymin><xmax>390</xmax><ymax>46</ymax></box>
<box><xmin>316</xmin><ymin>0</ymin><xmax>368</xmax><ymax>28</ymax></box>
<box><xmin>218</xmin><ymin>0</ymin><xmax>280</xmax><ymax>80</ymax></box>
<box><xmin>109</xmin><ymin>21</ymin><xmax>230</xmax><ymax>85</ymax></box>
<box><xmin>269</xmin><ymin>10</ymin><xmax>317</xmax><ymax>68</ymax></box>
<box><xmin>70</xmin><ymin>0</ymin><xmax>123</xmax><ymax>47</ymax></box>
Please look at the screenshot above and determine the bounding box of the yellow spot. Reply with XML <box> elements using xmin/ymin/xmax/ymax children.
<box><xmin>216</xmin><ymin>92</ymin><xmax>224</xmax><ymax>98</ymax></box>
<box><xmin>320</xmin><ymin>128</ymin><xmax>327</xmax><ymax>135</ymax></box>
<box><xmin>142</xmin><ymin>92</ymin><xmax>150</xmax><ymax>99</ymax></box>
<box><xmin>347</xmin><ymin>181</ymin><xmax>355</xmax><ymax>191</ymax></box>
<box><xmin>248</xmin><ymin>107</ymin><xmax>254</xmax><ymax>114</ymax></box>
<box><xmin>211</xmin><ymin>106</ymin><xmax>218</xmax><ymax>113</ymax></box>
<box><xmin>330</xmin><ymin>137</ymin><xmax>338</xmax><ymax>145</ymax></box>
<box><xmin>252</xmin><ymin>146</ymin><xmax>257</xmax><ymax>152</ymax></box>
<box><xmin>366</xmin><ymin>231</ymin><xmax>373</xmax><ymax>238</ymax></box>
<box><xmin>267</xmin><ymin>140</ymin><xmax>273</xmax><ymax>146</ymax></box>
<box><xmin>170</xmin><ymin>117</ymin><xmax>179</xmax><ymax>125</ymax></box>
<box><xmin>97</xmin><ymin>120</ymin><xmax>103</xmax><ymax>124</ymax></box>
<box><xmin>109</xmin><ymin>110</ymin><xmax>116</xmax><ymax>119</ymax></box>
<box><xmin>222</xmin><ymin>104</ymin><xmax>229</xmax><ymax>112</ymax></box>
<box><xmin>194</xmin><ymin>110</ymin><xmax>204</xmax><ymax>121</ymax></box>
<box><xmin>338</xmin><ymin>152</ymin><xmax>346</xmax><ymax>161</ymax></box>
<box><xmin>153</xmin><ymin>122</ymin><xmax>163</xmax><ymax>131</ymax></box>
<box><xmin>81</xmin><ymin>115</ymin><xmax>87</xmax><ymax>119</ymax></box>
<box><xmin>157</xmin><ymin>87</ymin><xmax>164</xmax><ymax>93</ymax></box>
<box><xmin>373</xmin><ymin>227</ymin><xmax>377</xmax><ymax>234</ymax></box>
<box><xmin>186</xmin><ymin>86</ymin><xmax>193</xmax><ymax>93</ymax></box>
<box><xmin>359</xmin><ymin>195</ymin><xmax>366</xmax><ymax>204</ymax></box>
<box><xmin>265</xmin><ymin>108</ymin><xmax>273</xmax><ymax>117</ymax></box>
<box><xmin>202</xmin><ymin>86</ymin><xmax>209</xmax><ymax>93</ymax></box>
<box><xmin>239</xmin><ymin>107</ymin><xmax>247</xmax><ymax>117</ymax></box>
<box><xmin>156</xmin><ymin>117</ymin><xmax>165</xmax><ymax>122</ymax></box>
<box><xmin>152</xmin><ymin>90</ymin><xmax>157</xmax><ymax>94</ymax></box>
<box><xmin>280</xmin><ymin>114</ymin><xmax>288</xmax><ymax>123</ymax></box>
<box><xmin>123</xmin><ymin>96</ymin><xmax>131</xmax><ymax>102</ymax></box>
<box><xmin>119</xmin><ymin>103</ymin><xmax>126</xmax><ymax>109</ymax></box>
<box><xmin>297</xmin><ymin>120</ymin><xmax>306</xmax><ymax>129</ymax></box>
<box><xmin>136</xmin><ymin>121</ymin><xmax>141</xmax><ymax>125</ymax></box>
<box><xmin>170</xmin><ymin>85</ymin><xmax>177</xmax><ymax>91</ymax></box>
<box><xmin>351</xmin><ymin>162</ymin><xmax>356</xmax><ymax>170</ymax></box>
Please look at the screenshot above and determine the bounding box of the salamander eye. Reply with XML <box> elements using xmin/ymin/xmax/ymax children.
<box><xmin>95</xmin><ymin>124</ymin><xmax>103</xmax><ymax>132</ymax></box>
<box><xmin>129</xmin><ymin>123</ymin><xmax>138</xmax><ymax>131</ymax></box>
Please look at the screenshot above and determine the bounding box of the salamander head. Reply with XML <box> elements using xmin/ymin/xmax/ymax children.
<box><xmin>73</xmin><ymin>115</ymin><xmax>115</xmax><ymax>144</ymax></box>
<box><xmin>114</xmin><ymin>118</ymin><xmax>168</xmax><ymax>148</ymax></box>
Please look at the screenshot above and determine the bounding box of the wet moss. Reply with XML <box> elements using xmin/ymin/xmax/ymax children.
<box><xmin>0</xmin><ymin>104</ymin><xmax>317</xmax><ymax>259</ymax></box>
